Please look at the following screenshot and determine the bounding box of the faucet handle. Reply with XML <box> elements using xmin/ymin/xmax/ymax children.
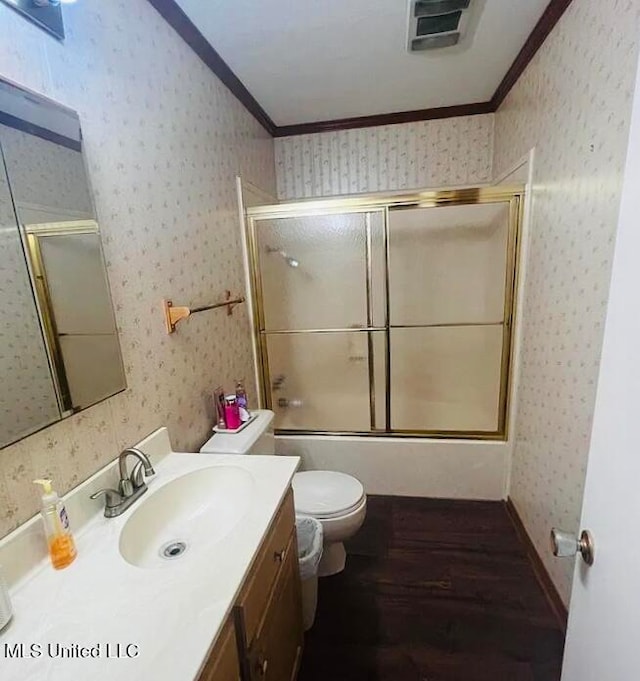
<box><xmin>119</xmin><ymin>478</ymin><xmax>134</xmax><ymax>498</ymax></box>
<box><xmin>90</xmin><ymin>488</ymin><xmax>122</xmax><ymax>509</ymax></box>
<box><xmin>131</xmin><ymin>461</ymin><xmax>152</xmax><ymax>489</ymax></box>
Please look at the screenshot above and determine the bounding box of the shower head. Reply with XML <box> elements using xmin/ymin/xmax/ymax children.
<box><xmin>266</xmin><ymin>246</ymin><xmax>299</xmax><ymax>268</ymax></box>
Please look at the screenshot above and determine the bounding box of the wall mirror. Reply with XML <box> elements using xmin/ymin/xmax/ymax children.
<box><xmin>0</xmin><ymin>78</ymin><xmax>126</xmax><ymax>448</ymax></box>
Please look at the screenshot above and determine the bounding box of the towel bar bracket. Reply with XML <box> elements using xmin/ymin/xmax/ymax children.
<box><xmin>162</xmin><ymin>291</ymin><xmax>245</xmax><ymax>334</ymax></box>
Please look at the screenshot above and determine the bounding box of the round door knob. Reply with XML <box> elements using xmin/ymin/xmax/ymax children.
<box><xmin>274</xmin><ymin>547</ymin><xmax>286</xmax><ymax>563</ymax></box>
<box><xmin>550</xmin><ymin>528</ymin><xmax>595</xmax><ymax>566</ymax></box>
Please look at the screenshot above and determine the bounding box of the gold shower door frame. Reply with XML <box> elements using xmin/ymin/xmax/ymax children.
<box><xmin>246</xmin><ymin>186</ymin><xmax>524</xmax><ymax>441</ymax></box>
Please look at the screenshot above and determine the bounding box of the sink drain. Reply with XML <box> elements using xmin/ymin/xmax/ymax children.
<box><xmin>160</xmin><ymin>540</ymin><xmax>187</xmax><ymax>560</ymax></box>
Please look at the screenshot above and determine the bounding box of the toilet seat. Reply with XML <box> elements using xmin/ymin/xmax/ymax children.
<box><xmin>292</xmin><ymin>471</ymin><xmax>365</xmax><ymax>520</ymax></box>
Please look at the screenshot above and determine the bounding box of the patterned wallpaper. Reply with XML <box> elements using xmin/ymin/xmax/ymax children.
<box><xmin>275</xmin><ymin>115</ymin><xmax>494</xmax><ymax>200</ymax></box>
<box><xmin>0</xmin><ymin>0</ymin><xmax>275</xmax><ymax>538</ymax></box>
<box><xmin>494</xmin><ymin>0</ymin><xmax>640</xmax><ymax>604</ymax></box>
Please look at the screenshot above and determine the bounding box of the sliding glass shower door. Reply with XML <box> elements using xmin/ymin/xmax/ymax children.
<box><xmin>253</xmin><ymin>211</ymin><xmax>385</xmax><ymax>432</ymax></box>
<box><xmin>388</xmin><ymin>202</ymin><xmax>511</xmax><ymax>434</ymax></box>
<box><xmin>247</xmin><ymin>187</ymin><xmax>521</xmax><ymax>439</ymax></box>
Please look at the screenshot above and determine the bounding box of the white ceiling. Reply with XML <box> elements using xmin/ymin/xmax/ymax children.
<box><xmin>174</xmin><ymin>0</ymin><xmax>550</xmax><ymax>127</ymax></box>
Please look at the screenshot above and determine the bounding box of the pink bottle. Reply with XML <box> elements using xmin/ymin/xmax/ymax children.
<box><xmin>224</xmin><ymin>396</ymin><xmax>241</xmax><ymax>430</ymax></box>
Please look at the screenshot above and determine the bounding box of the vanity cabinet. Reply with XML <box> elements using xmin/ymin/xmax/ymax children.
<box><xmin>197</xmin><ymin>488</ymin><xmax>303</xmax><ymax>681</ymax></box>
<box><xmin>236</xmin><ymin>489</ymin><xmax>303</xmax><ymax>681</ymax></box>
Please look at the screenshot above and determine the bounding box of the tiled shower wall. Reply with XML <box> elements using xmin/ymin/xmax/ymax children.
<box><xmin>493</xmin><ymin>0</ymin><xmax>640</xmax><ymax>604</ymax></box>
<box><xmin>274</xmin><ymin>115</ymin><xmax>494</xmax><ymax>200</ymax></box>
<box><xmin>0</xmin><ymin>0</ymin><xmax>275</xmax><ymax>538</ymax></box>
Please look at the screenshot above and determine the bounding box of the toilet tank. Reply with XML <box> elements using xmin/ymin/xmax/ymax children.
<box><xmin>199</xmin><ymin>410</ymin><xmax>275</xmax><ymax>455</ymax></box>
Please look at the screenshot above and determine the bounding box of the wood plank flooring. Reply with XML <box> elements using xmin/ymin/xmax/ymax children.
<box><xmin>298</xmin><ymin>496</ymin><xmax>565</xmax><ymax>681</ymax></box>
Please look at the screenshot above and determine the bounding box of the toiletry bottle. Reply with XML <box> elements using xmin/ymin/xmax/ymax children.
<box><xmin>214</xmin><ymin>386</ymin><xmax>227</xmax><ymax>428</ymax></box>
<box><xmin>235</xmin><ymin>380</ymin><xmax>250</xmax><ymax>422</ymax></box>
<box><xmin>33</xmin><ymin>479</ymin><xmax>77</xmax><ymax>570</ymax></box>
<box><xmin>224</xmin><ymin>395</ymin><xmax>242</xmax><ymax>430</ymax></box>
<box><xmin>0</xmin><ymin>567</ymin><xmax>12</xmax><ymax>631</ymax></box>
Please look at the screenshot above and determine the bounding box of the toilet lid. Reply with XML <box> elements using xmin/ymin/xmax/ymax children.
<box><xmin>292</xmin><ymin>471</ymin><xmax>365</xmax><ymax>519</ymax></box>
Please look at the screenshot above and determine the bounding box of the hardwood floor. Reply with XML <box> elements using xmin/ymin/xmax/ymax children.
<box><xmin>298</xmin><ymin>496</ymin><xmax>565</xmax><ymax>681</ymax></box>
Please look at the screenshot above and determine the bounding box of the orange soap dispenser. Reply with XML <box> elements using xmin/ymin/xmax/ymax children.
<box><xmin>33</xmin><ymin>479</ymin><xmax>77</xmax><ymax>570</ymax></box>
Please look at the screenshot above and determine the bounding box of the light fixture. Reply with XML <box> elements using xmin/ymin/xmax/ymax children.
<box><xmin>4</xmin><ymin>0</ymin><xmax>67</xmax><ymax>38</ymax></box>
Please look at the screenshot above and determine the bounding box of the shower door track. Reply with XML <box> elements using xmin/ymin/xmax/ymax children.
<box><xmin>245</xmin><ymin>186</ymin><xmax>524</xmax><ymax>442</ymax></box>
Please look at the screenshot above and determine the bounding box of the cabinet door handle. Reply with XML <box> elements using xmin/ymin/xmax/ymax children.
<box><xmin>274</xmin><ymin>547</ymin><xmax>287</xmax><ymax>563</ymax></box>
<box><xmin>257</xmin><ymin>655</ymin><xmax>268</xmax><ymax>676</ymax></box>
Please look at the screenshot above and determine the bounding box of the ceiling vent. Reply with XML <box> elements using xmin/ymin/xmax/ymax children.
<box><xmin>407</xmin><ymin>0</ymin><xmax>481</xmax><ymax>53</ymax></box>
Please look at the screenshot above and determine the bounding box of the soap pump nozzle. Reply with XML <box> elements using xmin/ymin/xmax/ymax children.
<box><xmin>34</xmin><ymin>478</ymin><xmax>61</xmax><ymax>507</ymax></box>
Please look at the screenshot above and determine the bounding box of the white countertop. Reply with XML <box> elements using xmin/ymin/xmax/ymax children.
<box><xmin>0</xmin><ymin>446</ymin><xmax>299</xmax><ymax>681</ymax></box>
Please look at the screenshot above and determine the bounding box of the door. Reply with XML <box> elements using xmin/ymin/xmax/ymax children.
<box><xmin>387</xmin><ymin>202</ymin><xmax>514</xmax><ymax>434</ymax></box>
<box><xmin>560</xmin><ymin>50</ymin><xmax>640</xmax><ymax>681</ymax></box>
<box><xmin>252</xmin><ymin>209</ymin><xmax>385</xmax><ymax>432</ymax></box>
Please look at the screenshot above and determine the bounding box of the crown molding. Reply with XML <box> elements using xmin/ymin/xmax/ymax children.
<box><xmin>491</xmin><ymin>0</ymin><xmax>574</xmax><ymax>109</ymax></box>
<box><xmin>273</xmin><ymin>101</ymin><xmax>495</xmax><ymax>137</ymax></box>
<box><xmin>148</xmin><ymin>0</ymin><xmax>574</xmax><ymax>138</ymax></box>
<box><xmin>146</xmin><ymin>0</ymin><xmax>277</xmax><ymax>136</ymax></box>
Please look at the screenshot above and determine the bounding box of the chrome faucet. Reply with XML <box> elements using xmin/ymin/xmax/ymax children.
<box><xmin>90</xmin><ymin>447</ymin><xmax>155</xmax><ymax>518</ymax></box>
<box><xmin>118</xmin><ymin>447</ymin><xmax>155</xmax><ymax>497</ymax></box>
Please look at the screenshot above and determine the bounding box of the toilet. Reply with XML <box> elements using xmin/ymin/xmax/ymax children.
<box><xmin>291</xmin><ymin>470</ymin><xmax>366</xmax><ymax>576</ymax></box>
<box><xmin>199</xmin><ymin>410</ymin><xmax>367</xmax><ymax>576</ymax></box>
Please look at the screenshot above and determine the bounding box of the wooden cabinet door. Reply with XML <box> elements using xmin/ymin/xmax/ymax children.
<box><xmin>248</xmin><ymin>533</ymin><xmax>303</xmax><ymax>681</ymax></box>
<box><xmin>237</xmin><ymin>490</ymin><xmax>296</xmax><ymax>644</ymax></box>
<box><xmin>198</xmin><ymin>617</ymin><xmax>241</xmax><ymax>681</ymax></box>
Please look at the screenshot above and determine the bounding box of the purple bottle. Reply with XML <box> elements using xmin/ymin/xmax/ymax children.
<box><xmin>235</xmin><ymin>380</ymin><xmax>250</xmax><ymax>422</ymax></box>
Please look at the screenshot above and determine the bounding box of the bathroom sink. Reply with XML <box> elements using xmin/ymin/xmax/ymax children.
<box><xmin>119</xmin><ymin>465</ymin><xmax>255</xmax><ymax>568</ymax></box>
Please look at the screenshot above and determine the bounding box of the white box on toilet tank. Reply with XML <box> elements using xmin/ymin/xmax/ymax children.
<box><xmin>200</xmin><ymin>410</ymin><xmax>276</xmax><ymax>455</ymax></box>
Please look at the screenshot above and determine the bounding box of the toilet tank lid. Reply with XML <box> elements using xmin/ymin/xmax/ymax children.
<box><xmin>199</xmin><ymin>410</ymin><xmax>274</xmax><ymax>455</ymax></box>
